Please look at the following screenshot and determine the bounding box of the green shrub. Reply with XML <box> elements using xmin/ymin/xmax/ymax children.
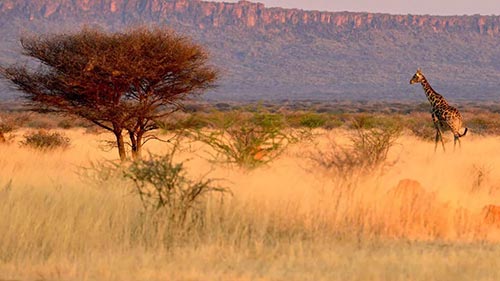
<box><xmin>159</xmin><ymin>114</ymin><xmax>209</xmax><ymax>131</ymax></box>
<box><xmin>123</xmin><ymin>148</ymin><xmax>229</xmax><ymax>224</ymax></box>
<box><xmin>406</xmin><ymin>116</ymin><xmax>436</xmax><ymax>141</ymax></box>
<box><xmin>251</xmin><ymin>111</ymin><xmax>285</xmax><ymax>128</ymax></box>
<box><xmin>20</xmin><ymin>130</ymin><xmax>70</xmax><ymax>150</ymax></box>
<box><xmin>299</xmin><ymin>113</ymin><xmax>327</xmax><ymax>129</ymax></box>
<box><xmin>350</xmin><ymin>114</ymin><xmax>402</xmax><ymax>131</ymax></box>
<box><xmin>193</xmin><ymin>111</ymin><xmax>307</xmax><ymax>170</ymax></box>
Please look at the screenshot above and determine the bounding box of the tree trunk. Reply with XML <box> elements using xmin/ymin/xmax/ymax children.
<box><xmin>114</xmin><ymin>130</ymin><xmax>127</xmax><ymax>162</ymax></box>
<box><xmin>129</xmin><ymin>130</ymin><xmax>144</xmax><ymax>160</ymax></box>
<box><xmin>136</xmin><ymin>133</ymin><xmax>143</xmax><ymax>159</ymax></box>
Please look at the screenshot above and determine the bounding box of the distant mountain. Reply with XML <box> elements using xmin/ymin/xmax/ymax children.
<box><xmin>1</xmin><ymin>0</ymin><xmax>500</xmax><ymax>101</ymax></box>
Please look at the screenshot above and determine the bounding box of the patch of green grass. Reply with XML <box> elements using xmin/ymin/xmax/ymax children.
<box><xmin>298</xmin><ymin>113</ymin><xmax>328</xmax><ymax>129</ymax></box>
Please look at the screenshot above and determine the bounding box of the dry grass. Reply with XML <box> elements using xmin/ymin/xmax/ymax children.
<box><xmin>0</xmin><ymin>128</ymin><xmax>500</xmax><ymax>280</ymax></box>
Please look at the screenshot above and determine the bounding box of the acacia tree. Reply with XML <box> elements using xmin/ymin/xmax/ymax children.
<box><xmin>1</xmin><ymin>28</ymin><xmax>217</xmax><ymax>161</ymax></box>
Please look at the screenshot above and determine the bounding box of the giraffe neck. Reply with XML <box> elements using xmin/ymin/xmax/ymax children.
<box><xmin>420</xmin><ymin>77</ymin><xmax>447</xmax><ymax>108</ymax></box>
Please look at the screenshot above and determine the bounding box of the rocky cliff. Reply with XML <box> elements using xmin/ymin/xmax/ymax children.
<box><xmin>1</xmin><ymin>0</ymin><xmax>500</xmax><ymax>101</ymax></box>
<box><xmin>2</xmin><ymin>0</ymin><xmax>500</xmax><ymax>34</ymax></box>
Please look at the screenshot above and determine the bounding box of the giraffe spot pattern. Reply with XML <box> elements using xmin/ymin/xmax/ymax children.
<box><xmin>410</xmin><ymin>69</ymin><xmax>468</xmax><ymax>150</ymax></box>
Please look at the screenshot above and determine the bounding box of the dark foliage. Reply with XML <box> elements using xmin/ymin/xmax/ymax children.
<box><xmin>20</xmin><ymin>130</ymin><xmax>70</xmax><ymax>150</ymax></box>
<box><xmin>1</xmin><ymin>27</ymin><xmax>217</xmax><ymax>161</ymax></box>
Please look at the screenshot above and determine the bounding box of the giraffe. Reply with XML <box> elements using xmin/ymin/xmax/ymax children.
<box><xmin>410</xmin><ymin>69</ymin><xmax>468</xmax><ymax>151</ymax></box>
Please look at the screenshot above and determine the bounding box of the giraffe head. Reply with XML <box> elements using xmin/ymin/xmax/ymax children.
<box><xmin>410</xmin><ymin>69</ymin><xmax>424</xmax><ymax>84</ymax></box>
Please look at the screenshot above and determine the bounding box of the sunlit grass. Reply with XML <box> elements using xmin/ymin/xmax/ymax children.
<box><xmin>0</xmin><ymin>128</ymin><xmax>499</xmax><ymax>280</ymax></box>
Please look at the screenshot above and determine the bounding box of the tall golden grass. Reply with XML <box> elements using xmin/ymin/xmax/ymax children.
<box><xmin>0</xmin><ymin>128</ymin><xmax>499</xmax><ymax>280</ymax></box>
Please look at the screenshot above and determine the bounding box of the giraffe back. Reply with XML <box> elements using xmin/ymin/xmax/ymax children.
<box><xmin>433</xmin><ymin>103</ymin><xmax>464</xmax><ymax>134</ymax></box>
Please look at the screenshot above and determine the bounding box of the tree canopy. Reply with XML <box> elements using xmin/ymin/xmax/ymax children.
<box><xmin>1</xmin><ymin>27</ymin><xmax>218</xmax><ymax>160</ymax></box>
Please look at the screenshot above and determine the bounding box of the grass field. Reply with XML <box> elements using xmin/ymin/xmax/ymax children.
<box><xmin>1</xmin><ymin>126</ymin><xmax>500</xmax><ymax>280</ymax></box>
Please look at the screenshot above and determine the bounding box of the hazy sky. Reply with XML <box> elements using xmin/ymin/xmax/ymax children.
<box><xmin>215</xmin><ymin>0</ymin><xmax>500</xmax><ymax>15</ymax></box>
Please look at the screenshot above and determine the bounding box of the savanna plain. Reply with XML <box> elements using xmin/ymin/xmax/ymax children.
<box><xmin>1</xmin><ymin>104</ymin><xmax>500</xmax><ymax>281</ymax></box>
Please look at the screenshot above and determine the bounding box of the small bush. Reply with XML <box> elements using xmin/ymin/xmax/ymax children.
<box><xmin>0</xmin><ymin>121</ymin><xmax>15</xmax><ymax>136</ymax></box>
<box><xmin>158</xmin><ymin>113</ymin><xmax>210</xmax><ymax>132</ymax></box>
<box><xmin>299</xmin><ymin>113</ymin><xmax>327</xmax><ymax>129</ymax></box>
<box><xmin>57</xmin><ymin>119</ymin><xmax>74</xmax><ymax>129</ymax></box>
<box><xmin>214</xmin><ymin>102</ymin><xmax>232</xmax><ymax>111</ymax></box>
<box><xmin>324</xmin><ymin>117</ymin><xmax>344</xmax><ymax>129</ymax></box>
<box><xmin>466</xmin><ymin>116</ymin><xmax>500</xmax><ymax>135</ymax></box>
<box><xmin>348</xmin><ymin>115</ymin><xmax>378</xmax><ymax>129</ymax></box>
<box><xmin>123</xmin><ymin>148</ymin><xmax>229</xmax><ymax>224</ymax></box>
<box><xmin>311</xmin><ymin>124</ymin><xmax>401</xmax><ymax>177</ymax></box>
<box><xmin>0</xmin><ymin>122</ymin><xmax>14</xmax><ymax>143</ymax></box>
<box><xmin>20</xmin><ymin>130</ymin><xmax>70</xmax><ymax>150</ymax></box>
<box><xmin>0</xmin><ymin>114</ymin><xmax>27</xmax><ymax>143</ymax></box>
<box><xmin>25</xmin><ymin>119</ymin><xmax>54</xmax><ymax>129</ymax></box>
<box><xmin>193</xmin><ymin>111</ymin><xmax>308</xmax><ymax>169</ymax></box>
<box><xmin>407</xmin><ymin>117</ymin><xmax>436</xmax><ymax>141</ymax></box>
<box><xmin>349</xmin><ymin>114</ymin><xmax>402</xmax><ymax>131</ymax></box>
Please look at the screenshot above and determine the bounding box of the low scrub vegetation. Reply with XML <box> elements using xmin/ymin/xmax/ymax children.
<box><xmin>124</xmin><ymin>150</ymin><xmax>229</xmax><ymax>225</ymax></box>
<box><xmin>1</xmin><ymin>111</ymin><xmax>500</xmax><ymax>280</ymax></box>
<box><xmin>0</xmin><ymin>120</ymin><xmax>14</xmax><ymax>143</ymax></box>
<box><xmin>190</xmin><ymin>111</ymin><xmax>309</xmax><ymax>169</ymax></box>
<box><xmin>297</xmin><ymin>113</ymin><xmax>328</xmax><ymax>128</ymax></box>
<box><xmin>4</xmin><ymin>101</ymin><xmax>500</xmax><ymax>138</ymax></box>
<box><xmin>79</xmin><ymin>139</ymin><xmax>229</xmax><ymax>232</ymax></box>
<box><xmin>310</xmin><ymin>118</ymin><xmax>402</xmax><ymax>178</ymax></box>
<box><xmin>20</xmin><ymin>130</ymin><xmax>70</xmax><ymax>150</ymax></box>
<box><xmin>0</xmin><ymin>113</ymin><xmax>29</xmax><ymax>143</ymax></box>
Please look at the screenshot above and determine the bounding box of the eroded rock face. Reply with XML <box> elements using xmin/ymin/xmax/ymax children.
<box><xmin>2</xmin><ymin>0</ymin><xmax>500</xmax><ymax>101</ymax></box>
<box><xmin>1</xmin><ymin>0</ymin><xmax>500</xmax><ymax>35</ymax></box>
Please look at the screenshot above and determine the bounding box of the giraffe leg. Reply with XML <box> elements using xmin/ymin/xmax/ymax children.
<box><xmin>454</xmin><ymin>134</ymin><xmax>461</xmax><ymax>150</ymax></box>
<box><xmin>434</xmin><ymin>129</ymin><xmax>439</xmax><ymax>152</ymax></box>
<box><xmin>434</xmin><ymin>129</ymin><xmax>445</xmax><ymax>152</ymax></box>
<box><xmin>438</xmin><ymin>130</ymin><xmax>446</xmax><ymax>152</ymax></box>
<box><xmin>432</xmin><ymin>114</ymin><xmax>445</xmax><ymax>152</ymax></box>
